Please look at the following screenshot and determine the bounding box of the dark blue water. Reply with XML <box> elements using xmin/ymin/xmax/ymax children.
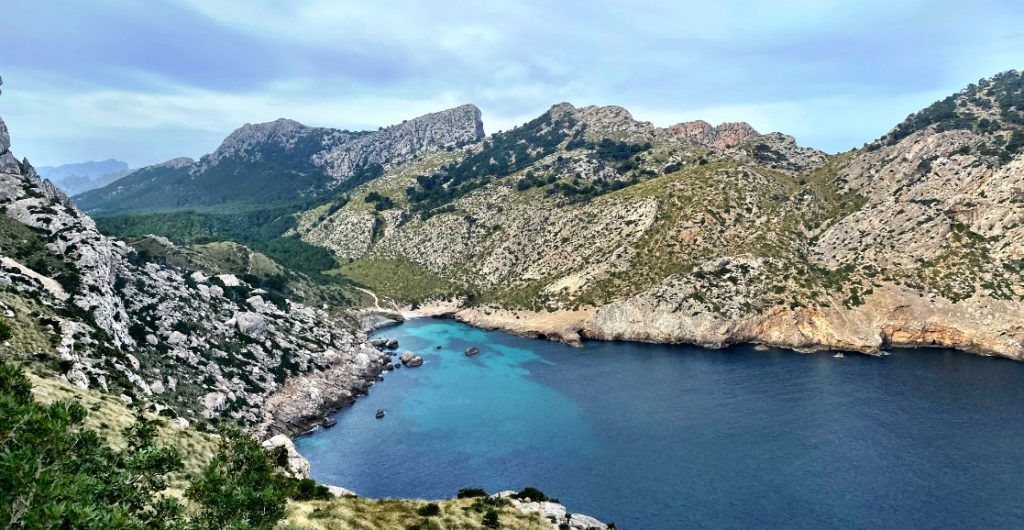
<box><xmin>295</xmin><ymin>318</ymin><xmax>1024</xmax><ymax>529</ymax></box>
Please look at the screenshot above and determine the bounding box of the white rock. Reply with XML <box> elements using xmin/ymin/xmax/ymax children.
<box><xmin>168</xmin><ymin>330</ymin><xmax>186</xmax><ymax>344</ymax></box>
<box><xmin>235</xmin><ymin>312</ymin><xmax>267</xmax><ymax>338</ymax></box>
<box><xmin>217</xmin><ymin>274</ymin><xmax>241</xmax><ymax>287</ymax></box>
<box><xmin>260</xmin><ymin>434</ymin><xmax>310</xmax><ymax>479</ymax></box>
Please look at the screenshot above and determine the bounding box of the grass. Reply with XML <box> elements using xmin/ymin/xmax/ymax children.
<box><xmin>333</xmin><ymin>259</ymin><xmax>466</xmax><ymax>305</ymax></box>
<box><xmin>284</xmin><ymin>497</ymin><xmax>551</xmax><ymax>530</ymax></box>
<box><xmin>27</xmin><ymin>372</ymin><xmax>220</xmax><ymax>493</ymax></box>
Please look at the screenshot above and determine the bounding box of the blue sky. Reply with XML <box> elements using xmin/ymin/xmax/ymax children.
<box><xmin>2</xmin><ymin>0</ymin><xmax>1022</xmax><ymax>167</ymax></box>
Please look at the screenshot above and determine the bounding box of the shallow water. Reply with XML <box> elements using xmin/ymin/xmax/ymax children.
<box><xmin>295</xmin><ymin>318</ymin><xmax>1024</xmax><ymax>529</ymax></box>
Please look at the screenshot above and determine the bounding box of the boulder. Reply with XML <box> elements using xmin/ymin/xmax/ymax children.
<box><xmin>261</xmin><ymin>434</ymin><xmax>310</xmax><ymax>479</ymax></box>
<box><xmin>322</xmin><ymin>417</ymin><xmax>337</xmax><ymax>428</ymax></box>
<box><xmin>235</xmin><ymin>311</ymin><xmax>267</xmax><ymax>338</ymax></box>
<box><xmin>326</xmin><ymin>485</ymin><xmax>355</xmax><ymax>497</ymax></box>
<box><xmin>168</xmin><ymin>330</ymin><xmax>186</xmax><ymax>344</ymax></box>
<box><xmin>216</xmin><ymin>274</ymin><xmax>242</xmax><ymax>287</ymax></box>
<box><xmin>384</xmin><ymin>339</ymin><xmax>399</xmax><ymax>349</ymax></box>
<box><xmin>400</xmin><ymin>351</ymin><xmax>424</xmax><ymax>367</ymax></box>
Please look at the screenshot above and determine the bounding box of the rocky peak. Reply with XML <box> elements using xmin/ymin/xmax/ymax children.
<box><xmin>664</xmin><ymin>120</ymin><xmax>760</xmax><ymax>149</ymax></box>
<box><xmin>205</xmin><ymin>118</ymin><xmax>314</xmax><ymax>167</ymax></box>
<box><xmin>548</xmin><ymin>102</ymin><xmax>655</xmax><ymax>138</ymax></box>
<box><xmin>316</xmin><ymin>104</ymin><xmax>485</xmax><ymax>181</ymax></box>
<box><xmin>154</xmin><ymin>156</ymin><xmax>196</xmax><ymax>170</ymax></box>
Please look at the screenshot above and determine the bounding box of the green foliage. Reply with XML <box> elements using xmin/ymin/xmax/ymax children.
<box><xmin>457</xmin><ymin>487</ymin><xmax>489</xmax><ymax>499</ymax></box>
<box><xmin>292</xmin><ymin>478</ymin><xmax>332</xmax><ymax>501</ymax></box>
<box><xmin>416</xmin><ymin>503</ymin><xmax>441</xmax><ymax>517</ymax></box>
<box><xmin>883</xmin><ymin>70</ymin><xmax>1024</xmax><ymax>146</ymax></box>
<box><xmin>185</xmin><ymin>427</ymin><xmax>293</xmax><ymax>529</ymax></box>
<box><xmin>579</xmin><ymin>136</ymin><xmax>652</xmax><ymax>170</ymax></box>
<box><xmin>337</xmin><ymin>258</ymin><xmax>467</xmax><ymax>304</ymax></box>
<box><xmin>74</xmin><ymin>128</ymin><xmax>349</xmax><ymax>214</ymax></box>
<box><xmin>0</xmin><ymin>363</ymin><xmax>186</xmax><ymax>529</ymax></box>
<box><xmin>512</xmin><ymin>487</ymin><xmax>550</xmax><ymax>502</ymax></box>
<box><xmin>0</xmin><ymin>215</ymin><xmax>82</xmax><ymax>294</ymax></box>
<box><xmin>482</xmin><ymin>509</ymin><xmax>500</xmax><ymax>529</ymax></box>
<box><xmin>405</xmin><ymin>110</ymin><xmax>577</xmax><ymax>211</ymax></box>
<box><xmin>0</xmin><ymin>318</ymin><xmax>11</xmax><ymax>341</ymax></box>
<box><xmin>364</xmin><ymin>191</ymin><xmax>396</xmax><ymax>211</ymax></box>
<box><xmin>0</xmin><ymin>363</ymin><xmax>343</xmax><ymax>530</ymax></box>
<box><xmin>95</xmin><ymin>208</ymin><xmax>339</xmax><ymax>276</ymax></box>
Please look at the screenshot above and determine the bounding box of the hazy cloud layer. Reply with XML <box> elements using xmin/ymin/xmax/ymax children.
<box><xmin>1</xmin><ymin>0</ymin><xmax>1022</xmax><ymax>166</ymax></box>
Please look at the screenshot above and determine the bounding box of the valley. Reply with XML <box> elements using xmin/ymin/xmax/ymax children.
<box><xmin>3</xmin><ymin>69</ymin><xmax>1024</xmax><ymax>529</ymax></box>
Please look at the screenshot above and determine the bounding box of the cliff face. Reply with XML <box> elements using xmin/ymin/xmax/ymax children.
<box><xmin>292</xmin><ymin>71</ymin><xmax>1024</xmax><ymax>361</ymax></box>
<box><xmin>0</xmin><ymin>113</ymin><xmax>388</xmax><ymax>432</ymax></box>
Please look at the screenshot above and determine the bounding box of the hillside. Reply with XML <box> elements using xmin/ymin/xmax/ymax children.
<box><xmin>0</xmin><ymin>107</ymin><xmax>608</xmax><ymax>529</ymax></box>
<box><xmin>74</xmin><ymin>105</ymin><xmax>484</xmax><ymax>215</ymax></box>
<box><xmin>286</xmin><ymin>71</ymin><xmax>1024</xmax><ymax>360</ymax></box>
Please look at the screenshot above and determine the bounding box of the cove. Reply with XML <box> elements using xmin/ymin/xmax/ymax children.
<box><xmin>295</xmin><ymin>318</ymin><xmax>1024</xmax><ymax>529</ymax></box>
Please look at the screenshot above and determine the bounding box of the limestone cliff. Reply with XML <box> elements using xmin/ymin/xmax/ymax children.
<box><xmin>0</xmin><ymin>112</ymin><xmax>388</xmax><ymax>432</ymax></box>
<box><xmin>294</xmin><ymin>70</ymin><xmax>1024</xmax><ymax>361</ymax></box>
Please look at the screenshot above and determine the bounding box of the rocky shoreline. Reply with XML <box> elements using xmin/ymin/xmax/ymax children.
<box><xmin>390</xmin><ymin>287</ymin><xmax>1024</xmax><ymax>362</ymax></box>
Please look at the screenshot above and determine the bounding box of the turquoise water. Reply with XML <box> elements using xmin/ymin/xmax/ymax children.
<box><xmin>295</xmin><ymin>318</ymin><xmax>1024</xmax><ymax>529</ymax></box>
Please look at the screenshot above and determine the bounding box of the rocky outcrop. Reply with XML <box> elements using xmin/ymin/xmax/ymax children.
<box><xmin>255</xmin><ymin>344</ymin><xmax>387</xmax><ymax>438</ymax></box>
<box><xmin>586</xmin><ymin>283</ymin><xmax>1024</xmax><ymax>359</ymax></box>
<box><xmin>261</xmin><ymin>434</ymin><xmax>311</xmax><ymax>479</ymax></box>
<box><xmin>316</xmin><ymin>104</ymin><xmax>485</xmax><ymax>183</ymax></box>
<box><xmin>664</xmin><ymin>119</ymin><xmax>759</xmax><ymax>149</ymax></box>
<box><xmin>494</xmin><ymin>492</ymin><xmax>609</xmax><ymax>530</ymax></box>
<box><xmin>0</xmin><ymin>111</ymin><xmax>387</xmax><ymax>430</ymax></box>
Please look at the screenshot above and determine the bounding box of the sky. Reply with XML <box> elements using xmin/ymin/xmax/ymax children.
<box><xmin>1</xmin><ymin>0</ymin><xmax>1023</xmax><ymax>167</ymax></box>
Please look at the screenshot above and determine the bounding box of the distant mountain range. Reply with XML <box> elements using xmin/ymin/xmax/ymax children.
<box><xmin>36</xmin><ymin>158</ymin><xmax>131</xmax><ymax>195</ymax></box>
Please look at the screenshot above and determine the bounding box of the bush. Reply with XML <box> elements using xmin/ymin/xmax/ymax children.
<box><xmin>512</xmin><ymin>486</ymin><xmax>550</xmax><ymax>502</ymax></box>
<box><xmin>293</xmin><ymin>478</ymin><xmax>332</xmax><ymax>501</ymax></box>
<box><xmin>0</xmin><ymin>363</ymin><xmax>187</xmax><ymax>528</ymax></box>
<box><xmin>457</xmin><ymin>487</ymin><xmax>488</xmax><ymax>499</ymax></box>
<box><xmin>416</xmin><ymin>502</ymin><xmax>441</xmax><ymax>517</ymax></box>
<box><xmin>185</xmin><ymin>427</ymin><xmax>293</xmax><ymax>529</ymax></box>
<box><xmin>482</xmin><ymin>509</ymin><xmax>500</xmax><ymax>529</ymax></box>
<box><xmin>0</xmin><ymin>319</ymin><xmax>11</xmax><ymax>341</ymax></box>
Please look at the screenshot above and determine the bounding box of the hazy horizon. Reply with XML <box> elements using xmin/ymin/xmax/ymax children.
<box><xmin>2</xmin><ymin>0</ymin><xmax>1022</xmax><ymax>167</ymax></box>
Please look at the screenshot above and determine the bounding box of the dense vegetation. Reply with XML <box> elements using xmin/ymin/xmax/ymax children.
<box><xmin>883</xmin><ymin>70</ymin><xmax>1024</xmax><ymax>146</ymax></box>
<box><xmin>0</xmin><ymin>213</ymin><xmax>81</xmax><ymax>293</ymax></box>
<box><xmin>74</xmin><ymin>129</ymin><xmax>343</xmax><ymax>215</ymax></box>
<box><xmin>95</xmin><ymin>207</ymin><xmax>338</xmax><ymax>276</ymax></box>
<box><xmin>404</xmin><ymin>111</ymin><xmax>577</xmax><ymax>214</ymax></box>
<box><xmin>0</xmin><ymin>362</ymin><xmax>329</xmax><ymax>529</ymax></box>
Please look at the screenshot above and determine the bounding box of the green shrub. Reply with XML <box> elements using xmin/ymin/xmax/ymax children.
<box><xmin>482</xmin><ymin>509</ymin><xmax>500</xmax><ymax>529</ymax></box>
<box><xmin>0</xmin><ymin>363</ymin><xmax>186</xmax><ymax>528</ymax></box>
<box><xmin>512</xmin><ymin>486</ymin><xmax>549</xmax><ymax>502</ymax></box>
<box><xmin>457</xmin><ymin>487</ymin><xmax>488</xmax><ymax>498</ymax></box>
<box><xmin>0</xmin><ymin>319</ymin><xmax>11</xmax><ymax>341</ymax></box>
<box><xmin>416</xmin><ymin>502</ymin><xmax>441</xmax><ymax>517</ymax></box>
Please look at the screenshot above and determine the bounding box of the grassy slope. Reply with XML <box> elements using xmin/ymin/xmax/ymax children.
<box><xmin>284</xmin><ymin>497</ymin><xmax>550</xmax><ymax>530</ymax></box>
